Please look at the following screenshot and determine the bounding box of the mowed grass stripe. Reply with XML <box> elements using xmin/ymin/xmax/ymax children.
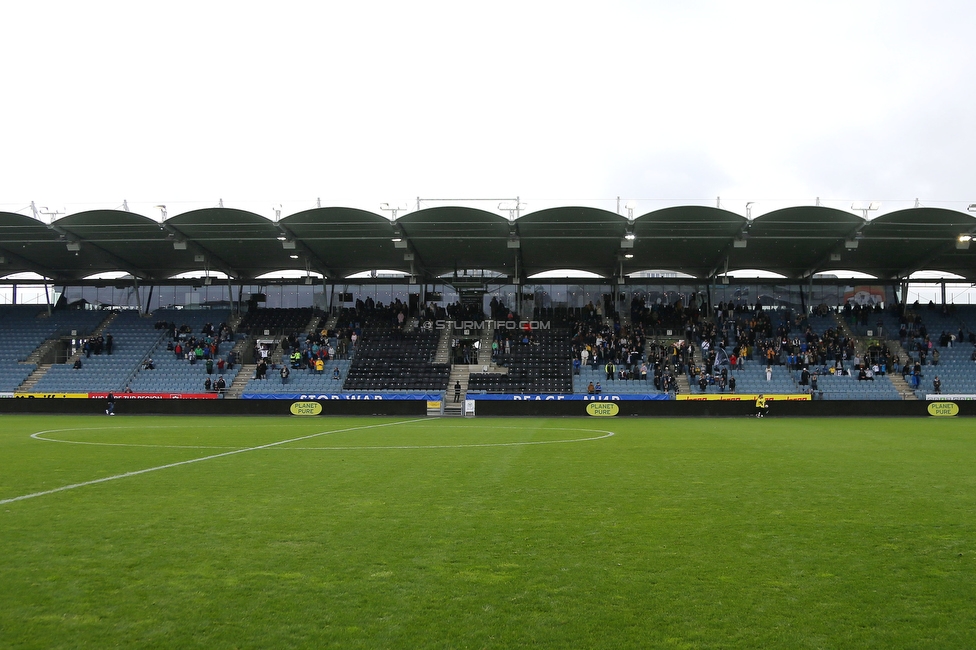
<box><xmin>1</xmin><ymin>416</ymin><xmax>974</xmax><ymax>648</ymax></box>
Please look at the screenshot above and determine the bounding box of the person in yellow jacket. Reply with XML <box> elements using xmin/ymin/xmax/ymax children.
<box><xmin>755</xmin><ymin>393</ymin><xmax>769</xmax><ymax>418</ymax></box>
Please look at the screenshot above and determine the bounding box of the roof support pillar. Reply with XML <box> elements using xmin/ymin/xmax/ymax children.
<box><xmin>144</xmin><ymin>284</ymin><xmax>155</xmax><ymax>315</ymax></box>
<box><xmin>132</xmin><ymin>276</ymin><xmax>143</xmax><ymax>315</ymax></box>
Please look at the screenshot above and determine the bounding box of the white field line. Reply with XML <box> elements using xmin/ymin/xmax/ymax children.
<box><xmin>278</xmin><ymin>429</ymin><xmax>615</xmax><ymax>450</ymax></box>
<box><xmin>30</xmin><ymin>423</ymin><xmax>280</xmax><ymax>450</ymax></box>
<box><xmin>32</xmin><ymin>424</ymin><xmax>615</xmax><ymax>452</ymax></box>
<box><xmin>1</xmin><ymin>418</ymin><xmax>426</xmax><ymax>506</ymax></box>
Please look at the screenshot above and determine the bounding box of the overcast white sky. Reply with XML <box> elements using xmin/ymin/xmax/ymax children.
<box><xmin>3</xmin><ymin>0</ymin><xmax>975</xmax><ymax>222</ymax></box>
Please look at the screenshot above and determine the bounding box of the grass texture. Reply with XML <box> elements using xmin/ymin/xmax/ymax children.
<box><xmin>1</xmin><ymin>415</ymin><xmax>975</xmax><ymax>649</ymax></box>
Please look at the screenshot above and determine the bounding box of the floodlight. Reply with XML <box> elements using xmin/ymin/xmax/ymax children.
<box><xmin>65</xmin><ymin>242</ymin><xmax>80</xmax><ymax>252</ymax></box>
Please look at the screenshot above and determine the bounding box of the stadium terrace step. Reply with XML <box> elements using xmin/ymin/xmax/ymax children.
<box><xmin>434</xmin><ymin>323</ymin><xmax>452</xmax><ymax>364</ymax></box>
<box><xmin>15</xmin><ymin>363</ymin><xmax>52</xmax><ymax>393</ymax></box>
<box><xmin>675</xmin><ymin>373</ymin><xmax>691</xmax><ymax>395</ymax></box>
<box><xmin>445</xmin><ymin>365</ymin><xmax>470</xmax><ymax>415</ymax></box>
<box><xmin>887</xmin><ymin>372</ymin><xmax>917</xmax><ymax>400</ymax></box>
<box><xmin>224</xmin><ymin>364</ymin><xmax>257</xmax><ymax>399</ymax></box>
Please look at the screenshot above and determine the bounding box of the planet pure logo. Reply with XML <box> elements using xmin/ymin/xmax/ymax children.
<box><xmin>290</xmin><ymin>401</ymin><xmax>323</xmax><ymax>416</ymax></box>
<box><xmin>926</xmin><ymin>402</ymin><xmax>959</xmax><ymax>417</ymax></box>
<box><xmin>586</xmin><ymin>402</ymin><xmax>619</xmax><ymax>417</ymax></box>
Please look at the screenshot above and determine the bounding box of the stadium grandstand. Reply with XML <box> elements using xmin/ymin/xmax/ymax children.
<box><xmin>3</xmin><ymin>203</ymin><xmax>976</xmax><ymax>410</ymax></box>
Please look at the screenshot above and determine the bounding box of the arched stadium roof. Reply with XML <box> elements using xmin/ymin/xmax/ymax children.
<box><xmin>1</xmin><ymin>205</ymin><xmax>974</xmax><ymax>283</ymax></box>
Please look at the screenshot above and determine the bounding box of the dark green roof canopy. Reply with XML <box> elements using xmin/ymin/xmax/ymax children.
<box><xmin>1</xmin><ymin>205</ymin><xmax>974</xmax><ymax>282</ymax></box>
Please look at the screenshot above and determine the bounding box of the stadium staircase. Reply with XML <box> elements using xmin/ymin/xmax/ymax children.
<box><xmin>17</xmin><ymin>340</ymin><xmax>60</xmax><ymax>392</ymax></box>
<box><xmin>440</xmin><ymin>321</ymin><xmax>502</xmax><ymax>414</ymax></box>
<box><xmin>886</xmin><ymin>340</ymin><xmax>918</xmax><ymax>400</ymax></box>
<box><xmin>434</xmin><ymin>322</ymin><xmax>452</xmax><ymax>364</ymax></box>
<box><xmin>16</xmin><ymin>364</ymin><xmax>52</xmax><ymax>393</ymax></box>
<box><xmin>887</xmin><ymin>371</ymin><xmax>917</xmax><ymax>400</ymax></box>
<box><xmin>675</xmin><ymin>372</ymin><xmax>691</xmax><ymax>395</ymax></box>
<box><xmin>833</xmin><ymin>311</ymin><xmax>917</xmax><ymax>400</ymax></box>
<box><xmin>224</xmin><ymin>364</ymin><xmax>257</xmax><ymax>399</ymax></box>
<box><xmin>618</xmin><ymin>306</ymin><xmax>631</xmax><ymax>333</ymax></box>
<box><xmin>15</xmin><ymin>310</ymin><xmax>120</xmax><ymax>394</ymax></box>
<box><xmin>444</xmin><ymin>366</ymin><xmax>469</xmax><ymax>416</ymax></box>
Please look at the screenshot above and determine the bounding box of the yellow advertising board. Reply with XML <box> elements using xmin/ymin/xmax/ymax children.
<box><xmin>927</xmin><ymin>402</ymin><xmax>959</xmax><ymax>417</ymax></box>
<box><xmin>289</xmin><ymin>401</ymin><xmax>323</xmax><ymax>416</ymax></box>
<box><xmin>586</xmin><ymin>402</ymin><xmax>620</xmax><ymax>416</ymax></box>
<box><xmin>676</xmin><ymin>394</ymin><xmax>810</xmax><ymax>401</ymax></box>
<box><xmin>15</xmin><ymin>392</ymin><xmax>89</xmax><ymax>399</ymax></box>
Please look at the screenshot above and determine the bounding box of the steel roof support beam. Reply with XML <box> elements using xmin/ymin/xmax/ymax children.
<box><xmin>0</xmin><ymin>244</ymin><xmax>63</xmax><ymax>282</ymax></box>
<box><xmin>274</xmin><ymin>222</ymin><xmax>337</xmax><ymax>278</ymax></box>
<box><xmin>48</xmin><ymin>222</ymin><xmax>147</xmax><ymax>279</ymax></box>
<box><xmin>160</xmin><ymin>222</ymin><xmax>239</xmax><ymax>279</ymax></box>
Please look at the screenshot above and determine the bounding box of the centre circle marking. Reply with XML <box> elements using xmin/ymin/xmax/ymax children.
<box><xmin>30</xmin><ymin>423</ymin><xmax>615</xmax><ymax>450</ymax></box>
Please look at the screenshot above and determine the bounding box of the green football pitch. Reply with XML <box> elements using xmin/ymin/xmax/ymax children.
<box><xmin>1</xmin><ymin>414</ymin><xmax>974</xmax><ymax>649</ymax></box>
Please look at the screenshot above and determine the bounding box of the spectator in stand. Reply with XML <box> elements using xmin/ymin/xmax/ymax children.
<box><xmin>73</xmin><ymin>358</ymin><xmax>83</xmax><ymax>369</ymax></box>
<box><xmin>933</xmin><ymin>376</ymin><xmax>942</xmax><ymax>394</ymax></box>
<box><xmin>204</xmin><ymin>377</ymin><xmax>212</xmax><ymax>392</ymax></box>
<box><xmin>215</xmin><ymin>376</ymin><xmax>226</xmax><ymax>393</ymax></box>
<box><xmin>280</xmin><ymin>365</ymin><xmax>289</xmax><ymax>384</ymax></box>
